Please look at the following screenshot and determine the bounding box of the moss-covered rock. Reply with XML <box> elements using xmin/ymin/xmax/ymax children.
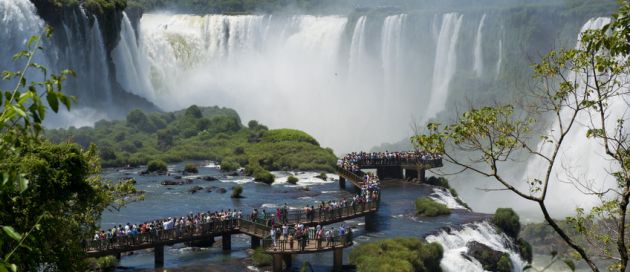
<box><xmin>466</xmin><ymin>241</ymin><xmax>512</xmax><ymax>272</ymax></box>
<box><xmin>492</xmin><ymin>208</ymin><xmax>521</xmax><ymax>239</ymax></box>
<box><xmin>349</xmin><ymin>237</ymin><xmax>443</xmax><ymax>272</ymax></box>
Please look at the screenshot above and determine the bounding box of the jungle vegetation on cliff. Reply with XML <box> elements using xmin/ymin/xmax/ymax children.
<box><xmin>45</xmin><ymin>105</ymin><xmax>338</xmax><ymax>172</ymax></box>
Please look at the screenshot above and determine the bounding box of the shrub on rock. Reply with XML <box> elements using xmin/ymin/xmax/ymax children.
<box><xmin>415</xmin><ymin>197</ymin><xmax>451</xmax><ymax>217</ymax></box>
<box><xmin>492</xmin><ymin>208</ymin><xmax>521</xmax><ymax>239</ymax></box>
<box><xmin>231</xmin><ymin>185</ymin><xmax>243</xmax><ymax>198</ymax></box>
<box><xmin>147</xmin><ymin>159</ymin><xmax>167</xmax><ymax>173</ymax></box>
<box><xmin>184</xmin><ymin>163</ymin><xmax>198</xmax><ymax>173</ymax></box>
<box><xmin>287</xmin><ymin>175</ymin><xmax>299</xmax><ymax>184</ymax></box>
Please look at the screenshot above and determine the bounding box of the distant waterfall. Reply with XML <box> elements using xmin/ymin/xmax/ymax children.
<box><xmin>381</xmin><ymin>14</ymin><xmax>406</xmax><ymax>95</ymax></box>
<box><xmin>473</xmin><ymin>14</ymin><xmax>486</xmax><ymax>78</ymax></box>
<box><xmin>112</xmin><ymin>12</ymin><xmax>154</xmax><ymax>101</ymax></box>
<box><xmin>348</xmin><ymin>16</ymin><xmax>367</xmax><ymax>80</ymax></box>
<box><xmin>424</xmin><ymin>13</ymin><xmax>463</xmax><ymax>122</ymax></box>
<box><xmin>496</xmin><ymin>39</ymin><xmax>502</xmax><ymax>79</ymax></box>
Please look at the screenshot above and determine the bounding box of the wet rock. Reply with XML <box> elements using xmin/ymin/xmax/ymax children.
<box><xmin>161</xmin><ymin>179</ymin><xmax>193</xmax><ymax>186</ymax></box>
<box><xmin>216</xmin><ymin>188</ymin><xmax>227</xmax><ymax>194</ymax></box>
<box><xmin>188</xmin><ymin>186</ymin><xmax>204</xmax><ymax>194</ymax></box>
<box><xmin>465</xmin><ymin>241</ymin><xmax>513</xmax><ymax>272</ymax></box>
<box><xmin>205</xmin><ymin>187</ymin><xmax>213</xmax><ymax>193</ymax></box>
<box><xmin>202</xmin><ymin>176</ymin><xmax>218</xmax><ymax>181</ymax></box>
<box><xmin>226</xmin><ymin>171</ymin><xmax>239</xmax><ymax>177</ymax></box>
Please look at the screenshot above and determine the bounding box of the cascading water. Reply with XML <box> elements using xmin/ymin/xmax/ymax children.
<box><xmin>1</xmin><ymin>1</ymin><xmax>610</xmax><ymax>154</ymax></box>
<box><xmin>429</xmin><ymin>187</ymin><xmax>469</xmax><ymax>210</ymax></box>
<box><xmin>473</xmin><ymin>14</ymin><xmax>486</xmax><ymax>78</ymax></box>
<box><xmin>0</xmin><ymin>0</ymin><xmax>45</xmax><ymax>89</ymax></box>
<box><xmin>348</xmin><ymin>16</ymin><xmax>367</xmax><ymax>81</ymax></box>
<box><xmin>424</xmin><ymin>13</ymin><xmax>463</xmax><ymax>123</ymax></box>
<box><xmin>381</xmin><ymin>14</ymin><xmax>406</xmax><ymax>106</ymax></box>
<box><xmin>112</xmin><ymin>12</ymin><xmax>154</xmax><ymax>101</ymax></box>
<box><xmin>425</xmin><ymin>221</ymin><xmax>525</xmax><ymax>272</ymax></box>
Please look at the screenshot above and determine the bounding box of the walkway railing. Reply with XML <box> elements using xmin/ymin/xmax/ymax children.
<box><xmin>353</xmin><ymin>157</ymin><xmax>443</xmax><ymax>168</ymax></box>
<box><xmin>252</xmin><ymin>201</ymin><xmax>378</xmax><ymax>227</ymax></box>
<box><xmin>85</xmin><ymin>219</ymin><xmax>239</xmax><ymax>253</ymax></box>
<box><xmin>262</xmin><ymin>232</ymin><xmax>353</xmax><ymax>253</ymax></box>
<box><xmin>85</xmin><ymin>200</ymin><xmax>378</xmax><ymax>255</ymax></box>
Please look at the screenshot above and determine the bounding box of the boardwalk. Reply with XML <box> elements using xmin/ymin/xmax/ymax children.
<box><xmin>85</xmin><ymin>152</ymin><xmax>441</xmax><ymax>271</ymax></box>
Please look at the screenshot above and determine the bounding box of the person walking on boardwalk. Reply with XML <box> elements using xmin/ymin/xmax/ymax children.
<box><xmin>271</xmin><ymin>226</ymin><xmax>277</xmax><ymax>248</ymax></box>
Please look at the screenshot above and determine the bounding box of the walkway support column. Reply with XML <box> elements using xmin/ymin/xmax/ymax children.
<box><xmin>365</xmin><ymin>212</ymin><xmax>377</xmax><ymax>232</ymax></box>
<box><xmin>405</xmin><ymin>169</ymin><xmax>418</xmax><ymax>181</ymax></box>
<box><xmin>154</xmin><ymin>245</ymin><xmax>164</xmax><ymax>268</ymax></box>
<box><xmin>283</xmin><ymin>254</ymin><xmax>292</xmax><ymax>269</ymax></box>
<box><xmin>333</xmin><ymin>247</ymin><xmax>343</xmax><ymax>272</ymax></box>
<box><xmin>418</xmin><ymin>168</ymin><xmax>426</xmax><ymax>183</ymax></box>
<box><xmin>339</xmin><ymin>176</ymin><xmax>346</xmax><ymax>189</ymax></box>
<box><xmin>273</xmin><ymin>254</ymin><xmax>284</xmax><ymax>272</ymax></box>
<box><xmin>251</xmin><ymin>236</ymin><xmax>261</xmax><ymax>249</ymax></box>
<box><xmin>222</xmin><ymin>234</ymin><xmax>231</xmax><ymax>251</ymax></box>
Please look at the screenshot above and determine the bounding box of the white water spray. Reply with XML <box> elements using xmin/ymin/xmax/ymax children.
<box><xmin>425</xmin><ymin>222</ymin><xmax>525</xmax><ymax>272</ymax></box>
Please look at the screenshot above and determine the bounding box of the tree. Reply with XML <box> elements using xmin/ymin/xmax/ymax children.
<box><xmin>412</xmin><ymin>3</ymin><xmax>630</xmax><ymax>271</ymax></box>
<box><xmin>0</xmin><ymin>31</ymin><xmax>139</xmax><ymax>271</ymax></box>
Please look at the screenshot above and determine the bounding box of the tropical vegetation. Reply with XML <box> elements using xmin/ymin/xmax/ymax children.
<box><xmin>349</xmin><ymin>237</ymin><xmax>443</xmax><ymax>272</ymax></box>
<box><xmin>0</xmin><ymin>31</ymin><xmax>139</xmax><ymax>271</ymax></box>
<box><xmin>46</xmin><ymin>106</ymin><xmax>338</xmax><ymax>173</ymax></box>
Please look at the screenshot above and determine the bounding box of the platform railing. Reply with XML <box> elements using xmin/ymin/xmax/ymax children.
<box><xmin>262</xmin><ymin>231</ymin><xmax>353</xmax><ymax>253</ymax></box>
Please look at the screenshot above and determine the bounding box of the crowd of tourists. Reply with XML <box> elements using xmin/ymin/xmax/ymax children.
<box><xmin>92</xmin><ymin>209</ymin><xmax>243</xmax><ymax>242</ymax></box>
<box><xmin>337</xmin><ymin>151</ymin><xmax>442</xmax><ymax>173</ymax></box>
<box><xmin>269</xmin><ymin>222</ymin><xmax>351</xmax><ymax>251</ymax></box>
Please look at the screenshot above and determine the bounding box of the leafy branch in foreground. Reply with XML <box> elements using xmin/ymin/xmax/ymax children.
<box><xmin>0</xmin><ymin>29</ymin><xmax>141</xmax><ymax>271</ymax></box>
<box><xmin>413</xmin><ymin>2</ymin><xmax>630</xmax><ymax>271</ymax></box>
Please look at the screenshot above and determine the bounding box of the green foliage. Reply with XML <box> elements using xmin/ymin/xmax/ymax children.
<box><xmin>287</xmin><ymin>175</ymin><xmax>299</xmax><ymax>185</ymax></box>
<box><xmin>251</xmin><ymin>247</ymin><xmax>272</xmax><ymax>267</ymax></box>
<box><xmin>231</xmin><ymin>185</ymin><xmax>243</xmax><ymax>198</ymax></box>
<box><xmin>517</xmin><ymin>238</ymin><xmax>533</xmax><ymax>263</ymax></box>
<box><xmin>425</xmin><ymin>176</ymin><xmax>450</xmax><ymax>188</ymax></box>
<box><xmin>415</xmin><ymin>197</ymin><xmax>451</xmax><ymax>217</ymax></box>
<box><xmin>492</xmin><ymin>208</ymin><xmax>521</xmax><ymax>239</ymax></box>
<box><xmin>261</xmin><ymin>129</ymin><xmax>319</xmax><ymax>146</ymax></box>
<box><xmin>349</xmin><ymin>237</ymin><xmax>443</xmax><ymax>272</ymax></box>
<box><xmin>254</xmin><ymin>169</ymin><xmax>275</xmax><ymax>184</ymax></box>
<box><xmin>84</xmin><ymin>255</ymin><xmax>118</xmax><ymax>272</ymax></box>
<box><xmin>46</xmin><ymin>106</ymin><xmax>336</xmax><ymax>173</ymax></box>
<box><xmin>147</xmin><ymin>159</ymin><xmax>167</xmax><ymax>173</ymax></box>
<box><xmin>315</xmin><ymin>172</ymin><xmax>327</xmax><ymax>181</ymax></box>
<box><xmin>220</xmin><ymin>158</ymin><xmax>240</xmax><ymax>172</ymax></box>
<box><xmin>497</xmin><ymin>254</ymin><xmax>513</xmax><ymax>272</ymax></box>
<box><xmin>184</xmin><ymin>163</ymin><xmax>198</xmax><ymax>173</ymax></box>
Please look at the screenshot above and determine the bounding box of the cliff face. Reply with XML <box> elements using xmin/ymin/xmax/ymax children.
<box><xmin>28</xmin><ymin>0</ymin><xmax>158</xmax><ymax>118</ymax></box>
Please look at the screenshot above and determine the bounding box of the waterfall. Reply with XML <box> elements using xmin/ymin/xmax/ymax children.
<box><xmin>348</xmin><ymin>16</ymin><xmax>367</xmax><ymax>80</ymax></box>
<box><xmin>89</xmin><ymin>17</ymin><xmax>112</xmax><ymax>105</ymax></box>
<box><xmin>496</xmin><ymin>39</ymin><xmax>502</xmax><ymax>79</ymax></box>
<box><xmin>381</xmin><ymin>14</ymin><xmax>406</xmax><ymax>96</ymax></box>
<box><xmin>520</xmin><ymin>17</ymin><xmax>620</xmax><ymax>216</ymax></box>
<box><xmin>473</xmin><ymin>14</ymin><xmax>486</xmax><ymax>78</ymax></box>
<box><xmin>0</xmin><ymin>0</ymin><xmax>45</xmax><ymax>90</ymax></box>
<box><xmin>429</xmin><ymin>187</ymin><xmax>469</xmax><ymax>210</ymax></box>
<box><xmin>424</xmin><ymin>13</ymin><xmax>463</xmax><ymax>122</ymax></box>
<box><xmin>425</xmin><ymin>222</ymin><xmax>525</xmax><ymax>272</ymax></box>
<box><xmin>112</xmin><ymin>12</ymin><xmax>154</xmax><ymax>101</ymax></box>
